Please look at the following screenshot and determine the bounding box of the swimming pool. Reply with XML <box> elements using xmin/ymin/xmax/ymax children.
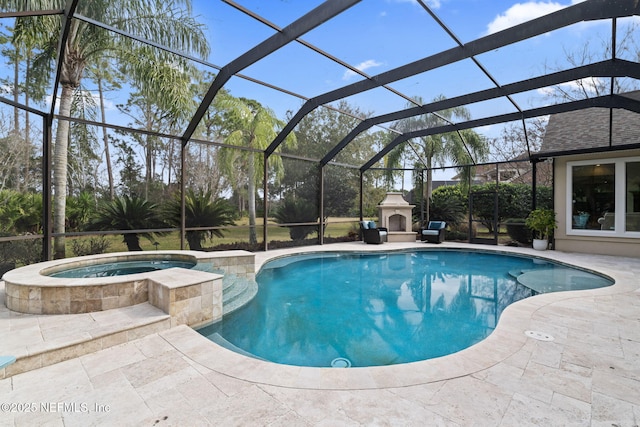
<box><xmin>198</xmin><ymin>250</ymin><xmax>613</xmax><ymax>368</ymax></box>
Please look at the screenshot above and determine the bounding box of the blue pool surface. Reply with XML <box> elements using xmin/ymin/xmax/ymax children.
<box><xmin>198</xmin><ymin>250</ymin><xmax>613</xmax><ymax>368</ymax></box>
<box><xmin>48</xmin><ymin>259</ymin><xmax>196</xmax><ymax>278</ymax></box>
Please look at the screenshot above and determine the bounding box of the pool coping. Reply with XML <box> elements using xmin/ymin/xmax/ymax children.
<box><xmin>2</xmin><ymin>251</ymin><xmax>226</xmax><ymax>319</ymax></box>
<box><xmin>178</xmin><ymin>241</ymin><xmax>635</xmax><ymax>390</ymax></box>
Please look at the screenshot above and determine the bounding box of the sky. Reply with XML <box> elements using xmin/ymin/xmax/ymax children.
<box><xmin>1</xmin><ymin>0</ymin><xmax>628</xmax><ymax>141</ymax></box>
<box><xmin>181</xmin><ymin>0</ymin><xmax>630</xmax><ymax>180</ymax></box>
<box><xmin>1</xmin><ymin>0</ymin><xmax>634</xmax><ymax>181</ymax></box>
<box><xmin>187</xmin><ymin>0</ymin><xmax>626</xmax><ymax>132</ymax></box>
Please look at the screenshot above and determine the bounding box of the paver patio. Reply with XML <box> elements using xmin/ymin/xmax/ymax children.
<box><xmin>1</xmin><ymin>242</ymin><xmax>639</xmax><ymax>426</ymax></box>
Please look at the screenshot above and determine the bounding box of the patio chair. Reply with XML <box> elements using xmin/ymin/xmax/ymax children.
<box><xmin>360</xmin><ymin>221</ymin><xmax>388</xmax><ymax>244</ymax></box>
<box><xmin>420</xmin><ymin>221</ymin><xmax>447</xmax><ymax>243</ymax></box>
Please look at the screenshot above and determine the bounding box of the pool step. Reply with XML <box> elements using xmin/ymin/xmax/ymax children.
<box><xmin>222</xmin><ymin>275</ymin><xmax>258</xmax><ymax>315</ymax></box>
<box><xmin>0</xmin><ymin>302</ymin><xmax>171</xmax><ymax>379</ymax></box>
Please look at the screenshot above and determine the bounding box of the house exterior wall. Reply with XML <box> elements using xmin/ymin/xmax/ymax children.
<box><xmin>553</xmin><ymin>149</ymin><xmax>640</xmax><ymax>258</ymax></box>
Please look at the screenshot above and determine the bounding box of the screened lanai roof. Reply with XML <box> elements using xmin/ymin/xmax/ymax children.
<box><xmin>2</xmin><ymin>0</ymin><xmax>640</xmax><ymax>170</ymax></box>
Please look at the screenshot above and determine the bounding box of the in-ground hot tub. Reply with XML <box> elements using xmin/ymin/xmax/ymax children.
<box><xmin>46</xmin><ymin>257</ymin><xmax>197</xmax><ymax>278</ymax></box>
<box><xmin>2</xmin><ymin>250</ymin><xmax>255</xmax><ymax>327</ymax></box>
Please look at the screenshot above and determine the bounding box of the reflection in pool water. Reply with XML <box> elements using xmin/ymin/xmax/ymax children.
<box><xmin>199</xmin><ymin>250</ymin><xmax>612</xmax><ymax>368</ymax></box>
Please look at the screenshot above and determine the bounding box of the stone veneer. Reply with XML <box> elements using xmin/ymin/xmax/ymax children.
<box><xmin>2</xmin><ymin>250</ymin><xmax>255</xmax><ymax>328</ymax></box>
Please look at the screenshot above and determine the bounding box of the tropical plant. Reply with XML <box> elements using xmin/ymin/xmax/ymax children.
<box><xmin>428</xmin><ymin>195</ymin><xmax>466</xmax><ymax>228</ymax></box>
<box><xmin>87</xmin><ymin>195</ymin><xmax>166</xmax><ymax>251</ymax></box>
<box><xmin>67</xmin><ymin>191</ymin><xmax>95</xmax><ymax>231</ymax></box>
<box><xmin>279</xmin><ymin>101</ymin><xmax>379</xmax><ymax>221</ymax></box>
<box><xmin>525</xmin><ymin>208</ymin><xmax>557</xmax><ymax>241</ymax></box>
<box><xmin>219</xmin><ymin>98</ymin><xmax>296</xmax><ymax>245</ymax></box>
<box><xmin>165</xmin><ymin>189</ymin><xmax>236</xmax><ymax>251</ymax></box>
<box><xmin>273</xmin><ymin>196</ymin><xmax>318</xmax><ymax>241</ymax></box>
<box><xmin>2</xmin><ymin>0</ymin><xmax>210</xmax><ymax>258</ymax></box>
<box><xmin>386</xmin><ymin>95</ymin><xmax>489</xmax><ymax>221</ymax></box>
<box><xmin>0</xmin><ymin>190</ymin><xmax>42</xmax><ymax>233</ymax></box>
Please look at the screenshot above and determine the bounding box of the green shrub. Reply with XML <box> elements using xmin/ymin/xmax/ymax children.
<box><xmin>0</xmin><ymin>235</ymin><xmax>42</xmax><ymax>270</ymax></box>
<box><xmin>71</xmin><ymin>236</ymin><xmax>111</xmax><ymax>256</ymax></box>
<box><xmin>429</xmin><ymin>193</ymin><xmax>467</xmax><ymax>227</ymax></box>
<box><xmin>446</xmin><ymin>221</ymin><xmax>476</xmax><ymax>241</ymax></box>
<box><xmin>273</xmin><ymin>196</ymin><xmax>318</xmax><ymax>241</ymax></box>
<box><xmin>504</xmin><ymin>218</ymin><xmax>532</xmax><ymax>244</ymax></box>
<box><xmin>525</xmin><ymin>208</ymin><xmax>557</xmax><ymax>240</ymax></box>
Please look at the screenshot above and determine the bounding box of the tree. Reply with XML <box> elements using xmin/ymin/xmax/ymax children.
<box><xmin>86</xmin><ymin>61</ymin><xmax>122</xmax><ymax>200</ymax></box>
<box><xmin>279</xmin><ymin>101</ymin><xmax>380</xmax><ymax>221</ymax></box>
<box><xmin>273</xmin><ymin>196</ymin><xmax>318</xmax><ymax>241</ymax></box>
<box><xmin>67</xmin><ymin>87</ymin><xmax>102</xmax><ymax>195</ymax></box>
<box><xmin>543</xmin><ymin>22</ymin><xmax>639</xmax><ymax>101</ymax></box>
<box><xmin>112</xmin><ymin>136</ymin><xmax>143</xmax><ymax>196</ymax></box>
<box><xmin>386</xmin><ymin>95</ymin><xmax>489</xmax><ymax>224</ymax></box>
<box><xmin>489</xmin><ymin>118</ymin><xmax>547</xmax><ymax>163</ymax></box>
<box><xmin>0</xmin><ymin>114</ymin><xmax>27</xmax><ymax>191</ymax></box>
<box><xmin>165</xmin><ymin>189</ymin><xmax>235</xmax><ymax>251</ymax></box>
<box><xmin>0</xmin><ymin>189</ymin><xmax>42</xmax><ymax>234</ymax></box>
<box><xmin>184</xmin><ymin>72</ymin><xmax>232</xmax><ymax>198</ymax></box>
<box><xmin>67</xmin><ymin>191</ymin><xmax>95</xmax><ymax>232</ymax></box>
<box><xmin>219</xmin><ymin>98</ymin><xmax>296</xmax><ymax>245</ymax></box>
<box><xmin>430</xmin><ymin>185</ymin><xmax>467</xmax><ymax>227</ymax></box>
<box><xmin>88</xmin><ymin>195</ymin><xmax>165</xmax><ymax>251</ymax></box>
<box><xmin>469</xmin><ymin>182</ymin><xmax>553</xmax><ymax>232</ymax></box>
<box><xmin>2</xmin><ymin>0</ymin><xmax>210</xmax><ymax>258</ymax></box>
<box><xmin>116</xmin><ymin>91</ymin><xmax>172</xmax><ymax>201</ymax></box>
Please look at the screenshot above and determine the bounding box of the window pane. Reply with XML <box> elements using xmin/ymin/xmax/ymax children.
<box><xmin>572</xmin><ymin>164</ymin><xmax>615</xmax><ymax>230</ymax></box>
<box><xmin>626</xmin><ymin>161</ymin><xmax>640</xmax><ymax>232</ymax></box>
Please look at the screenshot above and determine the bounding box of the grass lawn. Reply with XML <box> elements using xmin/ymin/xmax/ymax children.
<box><xmin>66</xmin><ymin>217</ymin><xmax>360</xmax><ymax>254</ymax></box>
<box><xmin>64</xmin><ymin>219</ymin><xmax>518</xmax><ymax>256</ymax></box>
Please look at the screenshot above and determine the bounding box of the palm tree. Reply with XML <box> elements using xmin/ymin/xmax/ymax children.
<box><xmin>218</xmin><ymin>98</ymin><xmax>296</xmax><ymax>245</ymax></box>
<box><xmin>386</xmin><ymin>95</ymin><xmax>489</xmax><ymax>223</ymax></box>
<box><xmin>66</xmin><ymin>191</ymin><xmax>95</xmax><ymax>231</ymax></box>
<box><xmin>165</xmin><ymin>189</ymin><xmax>236</xmax><ymax>251</ymax></box>
<box><xmin>273</xmin><ymin>196</ymin><xmax>318</xmax><ymax>241</ymax></box>
<box><xmin>0</xmin><ymin>190</ymin><xmax>42</xmax><ymax>234</ymax></box>
<box><xmin>87</xmin><ymin>195</ymin><xmax>165</xmax><ymax>251</ymax></box>
<box><xmin>3</xmin><ymin>0</ymin><xmax>210</xmax><ymax>258</ymax></box>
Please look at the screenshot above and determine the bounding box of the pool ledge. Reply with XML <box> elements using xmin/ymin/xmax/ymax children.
<box><xmin>175</xmin><ymin>242</ymin><xmax>633</xmax><ymax>390</ymax></box>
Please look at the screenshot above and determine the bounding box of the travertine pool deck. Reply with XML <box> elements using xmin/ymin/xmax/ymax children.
<box><xmin>1</xmin><ymin>242</ymin><xmax>639</xmax><ymax>425</ymax></box>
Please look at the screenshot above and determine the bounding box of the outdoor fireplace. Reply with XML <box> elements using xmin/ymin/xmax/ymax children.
<box><xmin>377</xmin><ymin>192</ymin><xmax>416</xmax><ymax>242</ymax></box>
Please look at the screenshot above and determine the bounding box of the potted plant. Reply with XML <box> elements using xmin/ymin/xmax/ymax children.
<box><xmin>525</xmin><ymin>208</ymin><xmax>557</xmax><ymax>250</ymax></box>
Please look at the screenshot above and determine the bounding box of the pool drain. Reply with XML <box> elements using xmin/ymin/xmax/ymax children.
<box><xmin>331</xmin><ymin>357</ymin><xmax>352</xmax><ymax>368</ymax></box>
<box><xmin>524</xmin><ymin>330</ymin><xmax>554</xmax><ymax>341</ymax></box>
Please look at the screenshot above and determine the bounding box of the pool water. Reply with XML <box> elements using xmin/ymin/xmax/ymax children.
<box><xmin>199</xmin><ymin>250</ymin><xmax>612</xmax><ymax>368</ymax></box>
<box><xmin>48</xmin><ymin>259</ymin><xmax>196</xmax><ymax>278</ymax></box>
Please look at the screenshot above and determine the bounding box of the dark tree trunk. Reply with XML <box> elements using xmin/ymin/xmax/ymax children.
<box><xmin>123</xmin><ymin>233</ymin><xmax>143</xmax><ymax>251</ymax></box>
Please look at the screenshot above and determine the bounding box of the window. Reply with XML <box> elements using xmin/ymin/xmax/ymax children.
<box><xmin>627</xmin><ymin>161</ymin><xmax>640</xmax><ymax>232</ymax></box>
<box><xmin>567</xmin><ymin>157</ymin><xmax>640</xmax><ymax>236</ymax></box>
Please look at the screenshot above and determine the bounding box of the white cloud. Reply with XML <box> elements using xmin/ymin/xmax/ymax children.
<box><xmin>343</xmin><ymin>59</ymin><xmax>384</xmax><ymax>80</ymax></box>
<box><xmin>486</xmin><ymin>0</ymin><xmax>586</xmax><ymax>35</ymax></box>
<box><xmin>536</xmin><ymin>77</ymin><xmax>606</xmax><ymax>96</ymax></box>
